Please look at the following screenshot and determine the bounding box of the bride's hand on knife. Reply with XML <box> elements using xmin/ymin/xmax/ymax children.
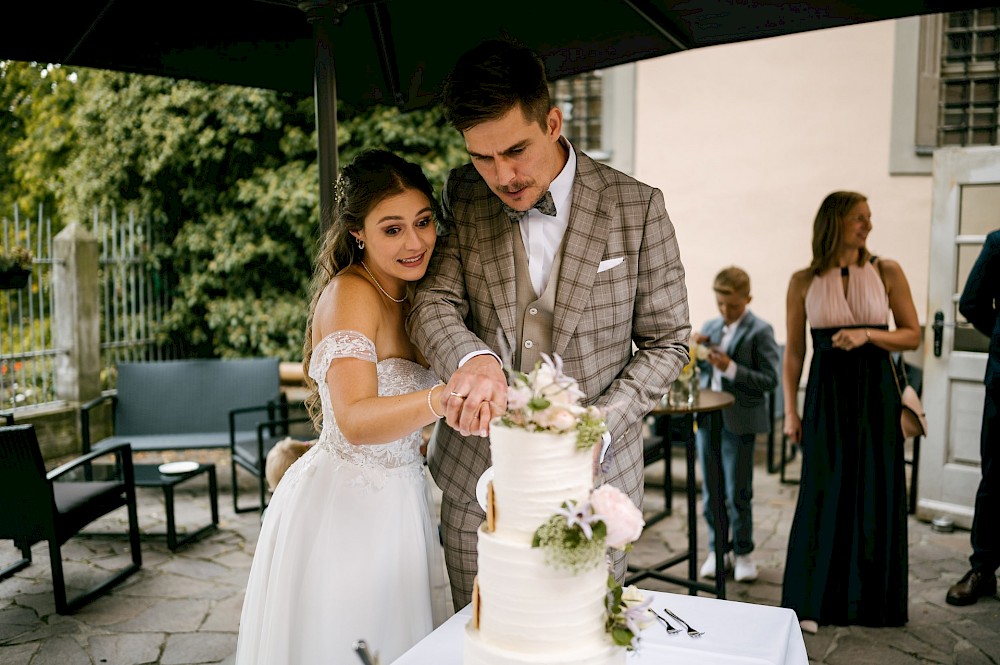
<box><xmin>443</xmin><ymin>356</ymin><xmax>508</xmax><ymax>437</ymax></box>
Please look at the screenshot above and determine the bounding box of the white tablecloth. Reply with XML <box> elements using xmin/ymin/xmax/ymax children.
<box><xmin>394</xmin><ymin>589</ymin><xmax>807</xmax><ymax>665</ymax></box>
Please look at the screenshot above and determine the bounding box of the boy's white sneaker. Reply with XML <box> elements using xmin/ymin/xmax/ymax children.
<box><xmin>734</xmin><ymin>554</ymin><xmax>758</xmax><ymax>582</ymax></box>
<box><xmin>699</xmin><ymin>552</ymin><xmax>732</xmax><ymax>579</ymax></box>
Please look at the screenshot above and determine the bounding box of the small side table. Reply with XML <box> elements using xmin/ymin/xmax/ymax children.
<box><xmin>134</xmin><ymin>463</ymin><xmax>219</xmax><ymax>550</ymax></box>
<box><xmin>626</xmin><ymin>389</ymin><xmax>734</xmax><ymax>599</ymax></box>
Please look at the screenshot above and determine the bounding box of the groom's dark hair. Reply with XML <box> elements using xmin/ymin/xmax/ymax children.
<box><xmin>440</xmin><ymin>39</ymin><xmax>552</xmax><ymax>133</ymax></box>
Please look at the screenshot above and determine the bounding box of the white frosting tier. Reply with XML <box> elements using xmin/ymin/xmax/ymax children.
<box><xmin>465</xmin><ymin>424</ymin><xmax>621</xmax><ymax>665</ymax></box>
<box><xmin>488</xmin><ymin>423</ymin><xmax>594</xmax><ymax>542</ymax></box>
<box><xmin>476</xmin><ymin>529</ymin><xmax>610</xmax><ymax>652</ymax></box>
<box><xmin>465</xmin><ymin>624</ymin><xmax>624</xmax><ymax>665</ymax></box>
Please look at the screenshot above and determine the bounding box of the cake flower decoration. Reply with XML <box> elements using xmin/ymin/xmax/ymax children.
<box><xmin>606</xmin><ymin>582</ymin><xmax>655</xmax><ymax>650</ymax></box>
<box><xmin>533</xmin><ymin>498</ymin><xmax>608</xmax><ymax>573</ymax></box>
<box><xmin>532</xmin><ymin>485</ymin><xmax>644</xmax><ymax>571</ymax></box>
<box><xmin>622</xmin><ymin>589</ymin><xmax>654</xmax><ymax>636</ymax></box>
<box><xmin>498</xmin><ymin>352</ymin><xmax>607</xmax><ymax>451</ymax></box>
<box><xmin>590</xmin><ymin>484</ymin><xmax>645</xmax><ymax>551</ymax></box>
<box><xmin>554</xmin><ymin>499</ymin><xmax>603</xmax><ymax>540</ymax></box>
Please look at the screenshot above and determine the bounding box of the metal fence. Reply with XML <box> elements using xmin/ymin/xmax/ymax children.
<box><xmin>96</xmin><ymin>207</ymin><xmax>175</xmax><ymax>391</ymax></box>
<box><xmin>1</xmin><ymin>204</ymin><xmax>174</xmax><ymax>413</ymax></box>
<box><xmin>1</xmin><ymin>206</ymin><xmax>60</xmax><ymax>411</ymax></box>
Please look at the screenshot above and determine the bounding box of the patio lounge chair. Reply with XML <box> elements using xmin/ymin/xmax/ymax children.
<box><xmin>0</xmin><ymin>424</ymin><xmax>142</xmax><ymax>614</ymax></box>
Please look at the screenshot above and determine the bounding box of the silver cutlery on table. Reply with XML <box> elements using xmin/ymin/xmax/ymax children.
<box><xmin>660</xmin><ymin>607</ymin><xmax>704</xmax><ymax>637</ymax></box>
<box><xmin>650</xmin><ymin>609</ymin><xmax>680</xmax><ymax>634</ymax></box>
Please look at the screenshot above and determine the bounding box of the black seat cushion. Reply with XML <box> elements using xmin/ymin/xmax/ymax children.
<box><xmin>53</xmin><ymin>481</ymin><xmax>127</xmax><ymax>542</ymax></box>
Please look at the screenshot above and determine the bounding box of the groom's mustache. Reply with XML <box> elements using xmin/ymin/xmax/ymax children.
<box><xmin>497</xmin><ymin>181</ymin><xmax>535</xmax><ymax>194</ymax></box>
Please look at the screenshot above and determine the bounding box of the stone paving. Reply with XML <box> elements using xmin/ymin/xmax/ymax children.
<box><xmin>1</xmin><ymin>444</ymin><xmax>997</xmax><ymax>665</ymax></box>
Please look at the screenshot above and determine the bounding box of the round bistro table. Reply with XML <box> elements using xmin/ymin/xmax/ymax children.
<box><xmin>627</xmin><ymin>389</ymin><xmax>734</xmax><ymax>598</ymax></box>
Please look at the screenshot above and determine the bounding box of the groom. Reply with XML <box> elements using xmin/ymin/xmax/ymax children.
<box><xmin>407</xmin><ymin>39</ymin><xmax>691</xmax><ymax>610</ymax></box>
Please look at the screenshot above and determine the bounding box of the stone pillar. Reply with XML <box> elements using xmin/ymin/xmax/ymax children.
<box><xmin>53</xmin><ymin>222</ymin><xmax>101</xmax><ymax>404</ymax></box>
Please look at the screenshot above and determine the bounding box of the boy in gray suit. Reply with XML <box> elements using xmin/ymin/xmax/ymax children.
<box><xmin>693</xmin><ymin>267</ymin><xmax>780</xmax><ymax>582</ymax></box>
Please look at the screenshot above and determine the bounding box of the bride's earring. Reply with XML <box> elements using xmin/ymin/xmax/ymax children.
<box><xmin>355</xmin><ymin>237</ymin><xmax>365</xmax><ymax>250</ymax></box>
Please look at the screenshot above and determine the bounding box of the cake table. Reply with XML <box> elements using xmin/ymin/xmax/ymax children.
<box><xmin>394</xmin><ymin>589</ymin><xmax>807</xmax><ymax>665</ymax></box>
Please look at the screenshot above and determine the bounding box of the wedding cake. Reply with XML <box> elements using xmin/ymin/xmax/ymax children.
<box><xmin>463</xmin><ymin>355</ymin><xmax>649</xmax><ymax>665</ymax></box>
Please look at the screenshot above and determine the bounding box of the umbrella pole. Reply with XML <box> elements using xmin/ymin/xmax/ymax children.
<box><xmin>302</xmin><ymin>3</ymin><xmax>342</xmax><ymax>238</ymax></box>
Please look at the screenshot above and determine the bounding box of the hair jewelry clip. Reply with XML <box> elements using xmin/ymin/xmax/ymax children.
<box><xmin>334</xmin><ymin>173</ymin><xmax>348</xmax><ymax>205</ymax></box>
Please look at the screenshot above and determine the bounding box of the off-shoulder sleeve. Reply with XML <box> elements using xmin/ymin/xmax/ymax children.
<box><xmin>308</xmin><ymin>330</ymin><xmax>377</xmax><ymax>382</ymax></box>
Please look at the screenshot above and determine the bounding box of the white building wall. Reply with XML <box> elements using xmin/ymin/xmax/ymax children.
<box><xmin>635</xmin><ymin>19</ymin><xmax>931</xmax><ymax>345</ymax></box>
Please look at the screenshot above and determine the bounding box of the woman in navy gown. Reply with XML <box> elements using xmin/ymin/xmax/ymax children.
<box><xmin>781</xmin><ymin>191</ymin><xmax>921</xmax><ymax>631</ymax></box>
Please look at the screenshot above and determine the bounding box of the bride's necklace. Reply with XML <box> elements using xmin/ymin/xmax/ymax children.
<box><xmin>360</xmin><ymin>260</ymin><xmax>406</xmax><ymax>303</ymax></box>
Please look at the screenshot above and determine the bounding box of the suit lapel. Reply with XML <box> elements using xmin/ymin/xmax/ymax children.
<box><xmin>704</xmin><ymin>319</ymin><xmax>724</xmax><ymax>346</ymax></box>
<box><xmin>553</xmin><ymin>151</ymin><xmax>611</xmax><ymax>354</ymax></box>
<box><xmin>727</xmin><ymin>312</ymin><xmax>755</xmax><ymax>356</ymax></box>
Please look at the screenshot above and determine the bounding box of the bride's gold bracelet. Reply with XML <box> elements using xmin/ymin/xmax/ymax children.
<box><xmin>427</xmin><ymin>384</ymin><xmax>444</xmax><ymax>419</ymax></box>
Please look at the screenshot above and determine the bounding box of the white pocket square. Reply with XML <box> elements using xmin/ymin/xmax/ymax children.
<box><xmin>597</xmin><ymin>257</ymin><xmax>625</xmax><ymax>273</ymax></box>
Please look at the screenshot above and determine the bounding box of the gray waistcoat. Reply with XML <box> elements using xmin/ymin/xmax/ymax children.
<box><xmin>512</xmin><ymin>228</ymin><xmax>562</xmax><ymax>373</ymax></box>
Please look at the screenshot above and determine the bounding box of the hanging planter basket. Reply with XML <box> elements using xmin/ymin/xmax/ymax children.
<box><xmin>0</xmin><ymin>268</ymin><xmax>31</xmax><ymax>290</ymax></box>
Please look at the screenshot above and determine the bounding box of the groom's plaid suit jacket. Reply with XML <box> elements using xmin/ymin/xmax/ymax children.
<box><xmin>408</xmin><ymin>147</ymin><xmax>691</xmax><ymax>512</ymax></box>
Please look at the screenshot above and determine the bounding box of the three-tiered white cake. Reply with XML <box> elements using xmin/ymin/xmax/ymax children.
<box><xmin>463</xmin><ymin>425</ymin><xmax>626</xmax><ymax>665</ymax></box>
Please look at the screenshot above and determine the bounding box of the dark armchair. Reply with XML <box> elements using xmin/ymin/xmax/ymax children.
<box><xmin>0</xmin><ymin>424</ymin><xmax>142</xmax><ymax>614</ymax></box>
<box><xmin>230</xmin><ymin>409</ymin><xmax>315</xmax><ymax>513</ymax></box>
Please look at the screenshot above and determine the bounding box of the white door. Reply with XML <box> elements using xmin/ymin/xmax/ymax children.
<box><xmin>918</xmin><ymin>146</ymin><xmax>1000</xmax><ymax>528</ymax></box>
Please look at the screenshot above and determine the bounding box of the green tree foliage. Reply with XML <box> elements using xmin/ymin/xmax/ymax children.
<box><xmin>0</xmin><ymin>61</ymin><xmax>79</xmax><ymax>219</ymax></box>
<box><xmin>2</xmin><ymin>61</ymin><xmax>466</xmax><ymax>361</ymax></box>
<box><xmin>62</xmin><ymin>71</ymin><xmax>321</xmax><ymax>359</ymax></box>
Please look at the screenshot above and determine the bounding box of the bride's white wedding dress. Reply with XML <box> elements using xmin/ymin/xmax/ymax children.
<box><xmin>235</xmin><ymin>330</ymin><xmax>448</xmax><ymax>664</ymax></box>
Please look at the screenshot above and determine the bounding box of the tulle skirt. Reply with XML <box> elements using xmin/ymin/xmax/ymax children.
<box><xmin>235</xmin><ymin>445</ymin><xmax>449</xmax><ymax>664</ymax></box>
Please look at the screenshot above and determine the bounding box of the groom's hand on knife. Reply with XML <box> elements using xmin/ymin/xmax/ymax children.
<box><xmin>443</xmin><ymin>355</ymin><xmax>508</xmax><ymax>438</ymax></box>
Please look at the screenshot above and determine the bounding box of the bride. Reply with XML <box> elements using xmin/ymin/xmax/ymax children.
<box><xmin>235</xmin><ymin>149</ymin><xmax>450</xmax><ymax>664</ymax></box>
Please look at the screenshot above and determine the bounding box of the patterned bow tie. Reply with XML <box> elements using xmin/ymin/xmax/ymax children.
<box><xmin>500</xmin><ymin>191</ymin><xmax>556</xmax><ymax>222</ymax></box>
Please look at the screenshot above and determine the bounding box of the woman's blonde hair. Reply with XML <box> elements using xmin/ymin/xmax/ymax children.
<box><xmin>301</xmin><ymin>149</ymin><xmax>438</xmax><ymax>431</ymax></box>
<box><xmin>808</xmin><ymin>190</ymin><xmax>871</xmax><ymax>276</ymax></box>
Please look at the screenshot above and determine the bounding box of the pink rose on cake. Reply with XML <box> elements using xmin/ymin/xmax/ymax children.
<box><xmin>590</xmin><ymin>484</ymin><xmax>645</xmax><ymax>550</ymax></box>
<box><xmin>535</xmin><ymin>407</ymin><xmax>577</xmax><ymax>432</ymax></box>
<box><xmin>532</xmin><ymin>484</ymin><xmax>646</xmax><ymax>570</ymax></box>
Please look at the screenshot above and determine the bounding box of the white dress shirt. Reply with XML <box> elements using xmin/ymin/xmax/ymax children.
<box><xmin>518</xmin><ymin>139</ymin><xmax>576</xmax><ymax>296</ymax></box>
<box><xmin>710</xmin><ymin>312</ymin><xmax>745</xmax><ymax>391</ymax></box>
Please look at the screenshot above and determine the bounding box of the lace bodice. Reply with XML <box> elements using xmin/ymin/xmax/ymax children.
<box><xmin>305</xmin><ymin>330</ymin><xmax>438</xmax><ymax>490</ymax></box>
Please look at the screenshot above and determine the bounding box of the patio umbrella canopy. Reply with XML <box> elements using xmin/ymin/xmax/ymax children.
<box><xmin>6</xmin><ymin>0</ymin><xmax>996</xmax><ymax>112</ymax></box>
<box><xmin>3</xmin><ymin>0</ymin><xmax>995</xmax><ymax>221</ymax></box>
